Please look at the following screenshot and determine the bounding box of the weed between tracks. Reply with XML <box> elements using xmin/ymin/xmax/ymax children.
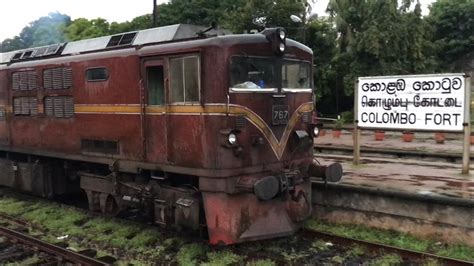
<box><xmin>1</xmin><ymin>193</ymin><xmax>471</xmax><ymax>265</ymax></box>
<box><xmin>305</xmin><ymin>219</ymin><xmax>474</xmax><ymax>262</ymax></box>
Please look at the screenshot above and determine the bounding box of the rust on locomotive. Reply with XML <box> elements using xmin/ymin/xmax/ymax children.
<box><xmin>0</xmin><ymin>24</ymin><xmax>342</xmax><ymax>245</ymax></box>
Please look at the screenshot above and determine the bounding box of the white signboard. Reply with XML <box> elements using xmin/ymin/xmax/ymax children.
<box><xmin>357</xmin><ymin>74</ymin><xmax>466</xmax><ymax>131</ymax></box>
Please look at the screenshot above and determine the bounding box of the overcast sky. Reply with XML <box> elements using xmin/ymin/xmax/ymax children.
<box><xmin>0</xmin><ymin>0</ymin><xmax>436</xmax><ymax>41</ymax></box>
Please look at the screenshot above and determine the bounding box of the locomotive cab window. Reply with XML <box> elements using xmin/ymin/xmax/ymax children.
<box><xmin>230</xmin><ymin>57</ymin><xmax>277</xmax><ymax>92</ymax></box>
<box><xmin>282</xmin><ymin>61</ymin><xmax>311</xmax><ymax>92</ymax></box>
<box><xmin>230</xmin><ymin>56</ymin><xmax>312</xmax><ymax>93</ymax></box>
<box><xmin>86</xmin><ymin>67</ymin><xmax>108</xmax><ymax>82</ymax></box>
<box><xmin>146</xmin><ymin>65</ymin><xmax>165</xmax><ymax>105</ymax></box>
<box><xmin>170</xmin><ymin>55</ymin><xmax>200</xmax><ymax>103</ymax></box>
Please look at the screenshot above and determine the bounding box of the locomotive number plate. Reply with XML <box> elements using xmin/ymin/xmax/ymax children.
<box><xmin>272</xmin><ymin>105</ymin><xmax>289</xmax><ymax>125</ymax></box>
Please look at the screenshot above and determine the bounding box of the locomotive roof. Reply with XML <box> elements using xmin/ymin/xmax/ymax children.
<box><xmin>0</xmin><ymin>24</ymin><xmax>228</xmax><ymax>65</ymax></box>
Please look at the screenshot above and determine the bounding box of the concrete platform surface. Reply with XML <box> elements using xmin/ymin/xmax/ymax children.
<box><xmin>314</xmin><ymin>130</ymin><xmax>473</xmax><ymax>201</ymax></box>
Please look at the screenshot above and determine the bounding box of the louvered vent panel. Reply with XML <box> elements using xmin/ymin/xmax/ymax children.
<box><xmin>64</xmin><ymin>97</ymin><xmax>74</xmax><ymax>117</ymax></box>
<box><xmin>0</xmin><ymin>107</ymin><xmax>5</xmax><ymax>121</ymax></box>
<box><xmin>53</xmin><ymin>98</ymin><xmax>64</xmax><ymax>117</ymax></box>
<box><xmin>44</xmin><ymin>97</ymin><xmax>54</xmax><ymax>116</ymax></box>
<box><xmin>63</xmin><ymin>68</ymin><xmax>73</xmax><ymax>88</ymax></box>
<box><xmin>19</xmin><ymin>72</ymin><xmax>28</xmax><ymax>90</ymax></box>
<box><xmin>52</xmin><ymin>68</ymin><xmax>63</xmax><ymax>90</ymax></box>
<box><xmin>235</xmin><ymin>116</ymin><xmax>247</xmax><ymax>128</ymax></box>
<box><xmin>27</xmin><ymin>71</ymin><xmax>37</xmax><ymax>90</ymax></box>
<box><xmin>20</xmin><ymin>98</ymin><xmax>29</xmax><ymax>114</ymax></box>
<box><xmin>29</xmin><ymin>98</ymin><xmax>38</xmax><ymax>115</ymax></box>
<box><xmin>12</xmin><ymin>73</ymin><xmax>20</xmax><ymax>90</ymax></box>
<box><xmin>43</xmin><ymin>69</ymin><xmax>53</xmax><ymax>89</ymax></box>
<box><xmin>302</xmin><ymin>112</ymin><xmax>311</xmax><ymax>123</ymax></box>
<box><xmin>13</xmin><ymin>98</ymin><xmax>22</xmax><ymax>115</ymax></box>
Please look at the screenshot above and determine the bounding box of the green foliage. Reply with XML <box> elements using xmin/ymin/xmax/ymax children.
<box><xmin>368</xmin><ymin>254</ymin><xmax>402</xmax><ymax>266</ymax></box>
<box><xmin>246</xmin><ymin>259</ymin><xmax>276</xmax><ymax>266</ymax></box>
<box><xmin>333</xmin><ymin>117</ymin><xmax>345</xmax><ymax>130</ymax></box>
<box><xmin>1</xmin><ymin>12</ymin><xmax>70</xmax><ymax>52</ymax></box>
<box><xmin>202</xmin><ymin>251</ymin><xmax>243</xmax><ymax>266</ymax></box>
<box><xmin>427</xmin><ymin>0</ymin><xmax>474</xmax><ymax>66</ymax></box>
<box><xmin>305</xmin><ymin>219</ymin><xmax>474</xmax><ymax>261</ymax></box>
<box><xmin>177</xmin><ymin>243</ymin><xmax>207</xmax><ymax>265</ymax></box>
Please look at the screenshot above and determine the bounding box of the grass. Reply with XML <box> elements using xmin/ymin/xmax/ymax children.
<box><xmin>177</xmin><ymin>243</ymin><xmax>208</xmax><ymax>265</ymax></box>
<box><xmin>305</xmin><ymin>219</ymin><xmax>474</xmax><ymax>261</ymax></box>
<box><xmin>368</xmin><ymin>254</ymin><xmax>402</xmax><ymax>266</ymax></box>
<box><xmin>201</xmin><ymin>251</ymin><xmax>243</xmax><ymax>266</ymax></box>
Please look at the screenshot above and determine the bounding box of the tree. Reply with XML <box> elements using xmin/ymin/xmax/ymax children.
<box><xmin>321</xmin><ymin>0</ymin><xmax>437</xmax><ymax>114</ymax></box>
<box><xmin>1</xmin><ymin>12</ymin><xmax>71</xmax><ymax>52</ymax></box>
<box><xmin>65</xmin><ymin>18</ymin><xmax>110</xmax><ymax>41</ymax></box>
<box><xmin>427</xmin><ymin>0</ymin><xmax>474</xmax><ymax>67</ymax></box>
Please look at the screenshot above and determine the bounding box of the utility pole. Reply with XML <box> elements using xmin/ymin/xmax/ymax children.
<box><xmin>153</xmin><ymin>0</ymin><xmax>157</xmax><ymax>27</ymax></box>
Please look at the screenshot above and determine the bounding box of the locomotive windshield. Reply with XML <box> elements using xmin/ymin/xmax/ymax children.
<box><xmin>230</xmin><ymin>56</ymin><xmax>311</xmax><ymax>92</ymax></box>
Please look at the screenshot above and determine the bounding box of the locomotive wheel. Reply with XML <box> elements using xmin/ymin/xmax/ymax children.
<box><xmin>100</xmin><ymin>193</ymin><xmax>120</xmax><ymax>216</ymax></box>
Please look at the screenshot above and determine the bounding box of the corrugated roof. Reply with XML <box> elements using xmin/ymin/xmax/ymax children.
<box><xmin>0</xmin><ymin>24</ymin><xmax>229</xmax><ymax>64</ymax></box>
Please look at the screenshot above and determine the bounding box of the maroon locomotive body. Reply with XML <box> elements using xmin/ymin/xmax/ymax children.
<box><xmin>0</xmin><ymin>24</ymin><xmax>340</xmax><ymax>245</ymax></box>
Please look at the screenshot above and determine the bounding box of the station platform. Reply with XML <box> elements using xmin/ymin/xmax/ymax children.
<box><xmin>311</xmin><ymin>129</ymin><xmax>473</xmax><ymax>246</ymax></box>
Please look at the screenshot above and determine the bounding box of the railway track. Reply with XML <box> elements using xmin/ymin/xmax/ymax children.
<box><xmin>302</xmin><ymin>229</ymin><xmax>473</xmax><ymax>266</ymax></box>
<box><xmin>0</xmin><ymin>212</ymin><xmax>116</xmax><ymax>265</ymax></box>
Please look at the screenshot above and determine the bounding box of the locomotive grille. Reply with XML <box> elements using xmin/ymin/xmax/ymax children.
<box><xmin>13</xmin><ymin>97</ymin><xmax>37</xmax><ymax>116</ymax></box>
<box><xmin>12</xmin><ymin>71</ymin><xmax>36</xmax><ymax>91</ymax></box>
<box><xmin>45</xmin><ymin>96</ymin><xmax>74</xmax><ymax>118</ymax></box>
<box><xmin>81</xmin><ymin>139</ymin><xmax>119</xmax><ymax>154</ymax></box>
<box><xmin>301</xmin><ymin>112</ymin><xmax>311</xmax><ymax>123</ymax></box>
<box><xmin>235</xmin><ymin>116</ymin><xmax>247</xmax><ymax>128</ymax></box>
<box><xmin>43</xmin><ymin>67</ymin><xmax>73</xmax><ymax>90</ymax></box>
<box><xmin>0</xmin><ymin>107</ymin><xmax>5</xmax><ymax>121</ymax></box>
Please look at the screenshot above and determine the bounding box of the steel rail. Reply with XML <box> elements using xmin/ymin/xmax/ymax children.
<box><xmin>0</xmin><ymin>226</ymin><xmax>110</xmax><ymax>266</ymax></box>
<box><xmin>302</xmin><ymin>229</ymin><xmax>473</xmax><ymax>266</ymax></box>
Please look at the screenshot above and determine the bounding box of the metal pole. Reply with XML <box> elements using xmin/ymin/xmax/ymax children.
<box><xmin>153</xmin><ymin>0</ymin><xmax>157</xmax><ymax>27</ymax></box>
<box><xmin>353</xmin><ymin>81</ymin><xmax>360</xmax><ymax>165</ymax></box>
<box><xmin>462</xmin><ymin>75</ymin><xmax>471</xmax><ymax>175</ymax></box>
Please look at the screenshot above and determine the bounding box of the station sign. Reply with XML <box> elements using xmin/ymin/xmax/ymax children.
<box><xmin>357</xmin><ymin>74</ymin><xmax>466</xmax><ymax>131</ymax></box>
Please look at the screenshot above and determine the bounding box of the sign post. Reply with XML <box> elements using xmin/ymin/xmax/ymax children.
<box><xmin>462</xmin><ymin>76</ymin><xmax>471</xmax><ymax>174</ymax></box>
<box><xmin>353</xmin><ymin>82</ymin><xmax>360</xmax><ymax>165</ymax></box>
<box><xmin>356</xmin><ymin>73</ymin><xmax>469</xmax><ymax>174</ymax></box>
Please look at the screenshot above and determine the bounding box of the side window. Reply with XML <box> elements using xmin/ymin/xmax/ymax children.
<box><xmin>13</xmin><ymin>97</ymin><xmax>38</xmax><ymax>116</ymax></box>
<box><xmin>12</xmin><ymin>71</ymin><xmax>37</xmax><ymax>91</ymax></box>
<box><xmin>44</xmin><ymin>96</ymin><xmax>74</xmax><ymax>118</ymax></box>
<box><xmin>146</xmin><ymin>66</ymin><xmax>165</xmax><ymax>105</ymax></box>
<box><xmin>170</xmin><ymin>56</ymin><xmax>200</xmax><ymax>103</ymax></box>
<box><xmin>86</xmin><ymin>67</ymin><xmax>108</xmax><ymax>82</ymax></box>
<box><xmin>43</xmin><ymin>67</ymin><xmax>73</xmax><ymax>90</ymax></box>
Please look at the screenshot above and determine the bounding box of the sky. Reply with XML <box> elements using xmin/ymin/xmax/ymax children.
<box><xmin>0</xmin><ymin>0</ymin><xmax>436</xmax><ymax>42</ymax></box>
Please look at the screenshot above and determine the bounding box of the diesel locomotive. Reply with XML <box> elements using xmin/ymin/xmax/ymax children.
<box><xmin>0</xmin><ymin>24</ymin><xmax>341</xmax><ymax>245</ymax></box>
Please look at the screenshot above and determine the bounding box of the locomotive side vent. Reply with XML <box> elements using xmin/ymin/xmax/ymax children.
<box><xmin>12</xmin><ymin>71</ymin><xmax>37</xmax><ymax>91</ymax></box>
<box><xmin>43</xmin><ymin>67</ymin><xmax>73</xmax><ymax>90</ymax></box>
<box><xmin>0</xmin><ymin>107</ymin><xmax>5</xmax><ymax>121</ymax></box>
<box><xmin>44</xmin><ymin>96</ymin><xmax>74</xmax><ymax>118</ymax></box>
<box><xmin>81</xmin><ymin>139</ymin><xmax>120</xmax><ymax>154</ymax></box>
<box><xmin>13</xmin><ymin>97</ymin><xmax>37</xmax><ymax>116</ymax></box>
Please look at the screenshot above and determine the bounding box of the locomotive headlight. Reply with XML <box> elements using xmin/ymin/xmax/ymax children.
<box><xmin>279</xmin><ymin>43</ymin><xmax>286</xmax><ymax>53</ymax></box>
<box><xmin>228</xmin><ymin>133</ymin><xmax>237</xmax><ymax>145</ymax></box>
<box><xmin>278</xmin><ymin>30</ymin><xmax>286</xmax><ymax>41</ymax></box>
<box><xmin>313</xmin><ymin>126</ymin><xmax>320</xmax><ymax>137</ymax></box>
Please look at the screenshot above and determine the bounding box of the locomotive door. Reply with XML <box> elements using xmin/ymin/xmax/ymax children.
<box><xmin>142</xmin><ymin>58</ymin><xmax>168</xmax><ymax>163</ymax></box>
<box><xmin>0</xmin><ymin>70</ymin><xmax>8</xmax><ymax>145</ymax></box>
